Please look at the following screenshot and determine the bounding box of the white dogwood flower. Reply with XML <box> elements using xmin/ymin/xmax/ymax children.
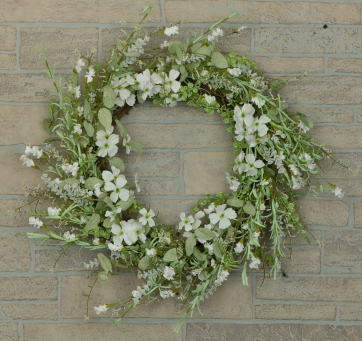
<box><xmin>251</xmin><ymin>96</ymin><xmax>265</xmax><ymax>108</ymax></box>
<box><xmin>251</xmin><ymin>115</ymin><xmax>271</xmax><ymax>137</ymax></box>
<box><xmin>178</xmin><ymin>213</ymin><xmax>194</xmax><ymax>232</ymax></box>
<box><xmin>164</xmin><ymin>69</ymin><xmax>181</xmax><ymax>93</ymax></box>
<box><xmin>139</xmin><ymin>208</ymin><xmax>156</xmax><ymax>227</ymax></box>
<box><xmin>96</xmin><ymin>127</ymin><xmax>119</xmax><ymax>157</ymax></box>
<box><xmin>243</xmin><ymin>154</ymin><xmax>265</xmax><ymax>176</ymax></box>
<box><xmin>233</xmin><ymin>151</ymin><xmax>246</xmax><ymax>174</ymax></box>
<box><xmin>209</xmin><ymin>204</ymin><xmax>237</xmax><ymax>229</ymax></box>
<box><xmin>233</xmin><ymin>104</ymin><xmax>255</xmax><ymax>127</ymax></box>
<box><xmin>105</xmin><ymin>177</ymin><xmax>129</xmax><ymax>203</ymax></box>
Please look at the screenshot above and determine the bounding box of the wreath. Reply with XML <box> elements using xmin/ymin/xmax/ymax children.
<box><xmin>17</xmin><ymin>2</ymin><xmax>348</xmax><ymax>332</ymax></box>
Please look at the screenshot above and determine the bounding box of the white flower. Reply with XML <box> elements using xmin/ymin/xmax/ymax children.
<box><xmin>77</xmin><ymin>106</ymin><xmax>84</xmax><ymax>116</ymax></box>
<box><xmin>85</xmin><ymin>66</ymin><xmax>95</xmax><ymax>83</ymax></box>
<box><xmin>20</xmin><ymin>155</ymin><xmax>34</xmax><ymax>167</ymax></box>
<box><xmin>75</xmin><ymin>59</ymin><xmax>85</xmax><ymax>73</ymax></box>
<box><xmin>164</xmin><ymin>69</ymin><xmax>181</xmax><ymax>93</ymax></box>
<box><xmin>249</xmin><ymin>256</ymin><xmax>261</xmax><ymax>269</ymax></box>
<box><xmin>105</xmin><ymin>177</ymin><xmax>129</xmax><ymax>203</ymax></box>
<box><xmin>204</xmin><ymin>94</ymin><xmax>216</xmax><ymax>104</ymax></box>
<box><xmin>29</xmin><ymin>217</ymin><xmax>43</xmax><ymax>228</ymax></box>
<box><xmin>74</xmin><ymin>85</ymin><xmax>81</xmax><ymax>99</ymax></box>
<box><xmin>243</xmin><ymin>154</ymin><xmax>265</xmax><ymax>176</ymax></box>
<box><xmin>25</xmin><ymin>146</ymin><xmax>43</xmax><ymax>158</ymax></box>
<box><xmin>227</xmin><ymin>68</ymin><xmax>242</xmax><ymax>77</ymax></box>
<box><xmin>204</xmin><ymin>203</ymin><xmax>215</xmax><ymax>214</ymax></box>
<box><xmin>233</xmin><ymin>151</ymin><xmax>246</xmax><ymax>174</ymax></box>
<box><xmin>135</xmin><ymin>174</ymin><xmax>141</xmax><ymax>192</ymax></box>
<box><xmin>123</xmin><ymin>134</ymin><xmax>131</xmax><ymax>154</ymax></box>
<box><xmin>234</xmin><ymin>242</ymin><xmax>244</xmax><ymax>254</ymax></box>
<box><xmin>235</xmin><ymin>124</ymin><xmax>253</xmax><ymax>143</ymax></box>
<box><xmin>63</xmin><ymin>231</ymin><xmax>76</xmax><ymax>241</ymax></box>
<box><xmin>105</xmin><ymin>207</ymin><xmax>122</xmax><ymax>222</ymax></box>
<box><xmin>209</xmin><ymin>204</ymin><xmax>237</xmax><ymax>229</ymax></box>
<box><xmin>93</xmin><ymin>237</ymin><xmax>100</xmax><ymax>245</ymax></box>
<box><xmin>332</xmin><ymin>187</ymin><xmax>345</xmax><ymax>198</ymax></box>
<box><xmin>237</xmin><ymin>26</ymin><xmax>247</xmax><ymax>33</ymax></box>
<box><xmin>163</xmin><ymin>266</ymin><xmax>176</xmax><ymax>280</ymax></box>
<box><xmin>251</xmin><ymin>115</ymin><xmax>271</xmax><ymax>137</ymax></box>
<box><xmin>73</xmin><ymin>123</ymin><xmax>82</xmax><ymax>134</ymax></box>
<box><xmin>94</xmin><ymin>304</ymin><xmax>108</xmax><ymax>315</ymax></box>
<box><xmin>62</xmin><ymin>162</ymin><xmax>79</xmax><ymax>177</ymax></box>
<box><xmin>47</xmin><ymin>207</ymin><xmax>61</xmax><ymax>216</ymax></box>
<box><xmin>112</xmin><ymin>220</ymin><xmax>140</xmax><ymax>246</ymax></box>
<box><xmin>204</xmin><ymin>243</ymin><xmax>214</xmax><ymax>255</ymax></box>
<box><xmin>160</xmin><ymin>40</ymin><xmax>169</xmax><ymax>49</ymax></box>
<box><xmin>102</xmin><ymin>166</ymin><xmax>123</xmax><ymax>182</ymax></box>
<box><xmin>139</xmin><ymin>208</ymin><xmax>156</xmax><ymax>227</ymax></box>
<box><xmin>165</xmin><ymin>93</ymin><xmax>180</xmax><ymax>107</ymax></box>
<box><xmin>207</xmin><ymin>28</ymin><xmax>223</xmax><ymax>42</ymax></box>
<box><xmin>178</xmin><ymin>212</ymin><xmax>194</xmax><ymax>231</ymax></box>
<box><xmin>298</xmin><ymin>121</ymin><xmax>310</xmax><ymax>133</ymax></box>
<box><xmin>96</xmin><ymin>127</ymin><xmax>119</xmax><ymax>157</ymax></box>
<box><xmin>225</xmin><ymin>172</ymin><xmax>240</xmax><ymax>191</ymax></box>
<box><xmin>89</xmin><ymin>92</ymin><xmax>96</xmax><ymax>102</ymax></box>
<box><xmin>160</xmin><ymin>289</ymin><xmax>175</xmax><ymax>298</ymax></box>
<box><xmin>164</xmin><ymin>25</ymin><xmax>179</xmax><ymax>36</ymax></box>
<box><xmin>251</xmin><ymin>96</ymin><xmax>265</xmax><ymax>108</ymax></box>
<box><xmin>146</xmin><ymin>248</ymin><xmax>156</xmax><ymax>257</ymax></box>
<box><xmin>233</xmin><ymin>104</ymin><xmax>255</xmax><ymax>127</ymax></box>
<box><xmin>93</xmin><ymin>183</ymin><xmax>102</xmax><ymax>197</ymax></box>
<box><xmin>192</xmin><ymin>211</ymin><xmax>205</xmax><ymax>230</ymax></box>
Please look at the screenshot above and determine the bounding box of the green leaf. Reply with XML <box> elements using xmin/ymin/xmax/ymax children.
<box><xmin>122</xmin><ymin>51</ymin><xmax>139</xmax><ymax>57</ymax></box>
<box><xmin>227</xmin><ymin>197</ymin><xmax>244</xmax><ymax>207</ymax></box>
<box><xmin>116</xmin><ymin>196</ymin><xmax>133</xmax><ymax>210</ymax></box>
<box><xmin>193</xmin><ymin>247</ymin><xmax>206</xmax><ymax>262</ymax></box>
<box><xmin>77</xmin><ymin>136</ymin><xmax>89</xmax><ymax>147</ymax></box>
<box><xmin>191</xmin><ymin>43</ymin><xmax>213</xmax><ymax>56</ymax></box>
<box><xmin>168</xmin><ymin>42</ymin><xmax>183</xmax><ymax>60</ymax></box>
<box><xmin>243</xmin><ymin>201</ymin><xmax>256</xmax><ymax>216</ymax></box>
<box><xmin>47</xmin><ymin>99</ymin><xmax>59</xmax><ymax>119</ymax></box>
<box><xmin>43</xmin><ymin>136</ymin><xmax>61</xmax><ymax>144</ymax></box>
<box><xmin>43</xmin><ymin>118</ymin><xmax>53</xmax><ymax>133</ymax></box>
<box><xmin>212</xmin><ymin>241</ymin><xmax>222</xmax><ymax>260</ymax></box>
<box><xmin>103</xmin><ymin>85</ymin><xmax>116</xmax><ymax>109</ymax></box>
<box><xmin>83</xmin><ymin>121</ymin><xmax>94</xmax><ymax>137</ymax></box>
<box><xmin>98</xmin><ymin>271</ymin><xmax>110</xmax><ymax>284</ymax></box>
<box><xmin>85</xmin><ymin>213</ymin><xmax>101</xmax><ymax>231</ymax></box>
<box><xmin>115</xmin><ymin>120</ymin><xmax>127</xmax><ymax>138</ymax></box>
<box><xmin>129</xmin><ymin>140</ymin><xmax>143</xmax><ymax>153</ymax></box>
<box><xmin>185</xmin><ymin>234</ymin><xmax>196</xmax><ymax>256</ymax></box>
<box><xmin>138</xmin><ymin>256</ymin><xmax>150</xmax><ymax>270</ymax></box>
<box><xmin>163</xmin><ymin>248</ymin><xmax>182</xmax><ymax>262</ymax></box>
<box><xmin>59</xmin><ymin>178</ymin><xmax>79</xmax><ymax>189</ymax></box>
<box><xmin>102</xmin><ymin>196</ymin><xmax>116</xmax><ymax>210</ymax></box>
<box><xmin>109</xmin><ymin>157</ymin><xmax>125</xmax><ymax>172</ymax></box>
<box><xmin>84</xmin><ymin>100</ymin><xmax>91</xmax><ymax>119</ymax></box>
<box><xmin>195</xmin><ymin>228</ymin><xmax>216</xmax><ymax>241</ymax></box>
<box><xmin>84</xmin><ymin>177</ymin><xmax>104</xmax><ymax>191</ymax></box>
<box><xmin>211</xmin><ymin>51</ymin><xmax>228</xmax><ymax>69</ymax></box>
<box><xmin>98</xmin><ymin>253</ymin><xmax>112</xmax><ymax>271</ymax></box>
<box><xmin>98</xmin><ymin>108</ymin><xmax>112</xmax><ymax>129</ymax></box>
<box><xmin>300</xmin><ymin>116</ymin><xmax>314</xmax><ymax>129</ymax></box>
<box><xmin>116</xmin><ymin>39</ymin><xmax>127</xmax><ymax>51</ymax></box>
<box><xmin>103</xmin><ymin>217</ymin><xmax>112</xmax><ymax>228</ymax></box>
<box><xmin>270</xmin><ymin>81</ymin><xmax>283</xmax><ymax>91</ymax></box>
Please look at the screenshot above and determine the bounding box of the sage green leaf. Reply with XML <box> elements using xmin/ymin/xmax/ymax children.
<box><xmin>103</xmin><ymin>85</ymin><xmax>116</xmax><ymax>109</ymax></box>
<box><xmin>103</xmin><ymin>217</ymin><xmax>112</xmax><ymax>228</ymax></box>
<box><xmin>227</xmin><ymin>198</ymin><xmax>244</xmax><ymax>208</ymax></box>
<box><xmin>122</xmin><ymin>51</ymin><xmax>139</xmax><ymax>57</ymax></box>
<box><xmin>98</xmin><ymin>271</ymin><xmax>110</xmax><ymax>284</ymax></box>
<box><xmin>84</xmin><ymin>177</ymin><xmax>104</xmax><ymax>191</ymax></box>
<box><xmin>129</xmin><ymin>140</ymin><xmax>143</xmax><ymax>153</ymax></box>
<box><xmin>300</xmin><ymin>116</ymin><xmax>314</xmax><ymax>129</ymax></box>
<box><xmin>77</xmin><ymin>136</ymin><xmax>89</xmax><ymax>147</ymax></box>
<box><xmin>83</xmin><ymin>121</ymin><xmax>94</xmax><ymax>137</ymax></box>
<box><xmin>137</xmin><ymin>90</ymin><xmax>145</xmax><ymax>103</ymax></box>
<box><xmin>193</xmin><ymin>247</ymin><xmax>206</xmax><ymax>262</ymax></box>
<box><xmin>270</xmin><ymin>81</ymin><xmax>283</xmax><ymax>91</ymax></box>
<box><xmin>102</xmin><ymin>196</ymin><xmax>116</xmax><ymax>210</ymax></box>
<box><xmin>59</xmin><ymin>178</ymin><xmax>79</xmax><ymax>189</ymax></box>
<box><xmin>191</xmin><ymin>43</ymin><xmax>213</xmax><ymax>56</ymax></box>
<box><xmin>85</xmin><ymin>213</ymin><xmax>100</xmax><ymax>231</ymax></box>
<box><xmin>98</xmin><ymin>253</ymin><xmax>112</xmax><ymax>271</ymax></box>
<box><xmin>280</xmin><ymin>102</ymin><xmax>288</xmax><ymax>110</ymax></box>
<box><xmin>199</xmin><ymin>270</ymin><xmax>208</xmax><ymax>281</ymax></box>
<box><xmin>98</xmin><ymin>108</ymin><xmax>112</xmax><ymax>129</ymax></box>
<box><xmin>195</xmin><ymin>228</ymin><xmax>216</xmax><ymax>241</ymax></box>
<box><xmin>116</xmin><ymin>39</ymin><xmax>127</xmax><ymax>51</ymax></box>
<box><xmin>243</xmin><ymin>201</ymin><xmax>256</xmax><ymax>216</ymax></box>
<box><xmin>115</xmin><ymin>120</ymin><xmax>127</xmax><ymax>138</ymax></box>
<box><xmin>84</xmin><ymin>100</ymin><xmax>91</xmax><ymax>119</ymax></box>
<box><xmin>43</xmin><ymin>136</ymin><xmax>61</xmax><ymax>144</ymax></box>
<box><xmin>185</xmin><ymin>234</ymin><xmax>196</xmax><ymax>256</ymax></box>
<box><xmin>211</xmin><ymin>51</ymin><xmax>228</xmax><ymax>69</ymax></box>
<box><xmin>109</xmin><ymin>157</ymin><xmax>125</xmax><ymax>172</ymax></box>
<box><xmin>169</xmin><ymin>43</ymin><xmax>183</xmax><ymax>60</ymax></box>
<box><xmin>138</xmin><ymin>256</ymin><xmax>150</xmax><ymax>270</ymax></box>
<box><xmin>116</xmin><ymin>196</ymin><xmax>133</xmax><ymax>210</ymax></box>
<box><xmin>212</xmin><ymin>241</ymin><xmax>222</xmax><ymax>260</ymax></box>
<box><xmin>163</xmin><ymin>248</ymin><xmax>182</xmax><ymax>262</ymax></box>
<box><xmin>47</xmin><ymin>99</ymin><xmax>58</xmax><ymax>119</ymax></box>
<box><xmin>43</xmin><ymin>118</ymin><xmax>53</xmax><ymax>133</ymax></box>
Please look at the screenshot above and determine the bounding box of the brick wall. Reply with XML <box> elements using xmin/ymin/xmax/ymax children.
<box><xmin>0</xmin><ymin>0</ymin><xmax>362</xmax><ymax>340</ymax></box>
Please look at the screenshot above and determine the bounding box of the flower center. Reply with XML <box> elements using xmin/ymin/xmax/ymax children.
<box><xmin>220</xmin><ymin>213</ymin><xmax>225</xmax><ymax>219</ymax></box>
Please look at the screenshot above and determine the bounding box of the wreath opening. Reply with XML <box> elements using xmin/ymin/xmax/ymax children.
<box><xmin>16</xmin><ymin>2</ymin><xmax>350</xmax><ymax>332</ymax></box>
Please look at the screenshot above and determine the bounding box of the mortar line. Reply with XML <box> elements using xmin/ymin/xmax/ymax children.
<box><xmin>57</xmin><ymin>275</ymin><xmax>62</xmax><ymax>321</ymax></box>
<box><xmin>15</xmin><ymin>24</ymin><xmax>20</xmax><ymax>71</ymax></box>
<box><xmin>160</xmin><ymin>0</ymin><xmax>166</xmax><ymax>26</ymax></box>
<box><xmin>18</xmin><ymin>321</ymin><xmax>24</xmax><ymax>341</ymax></box>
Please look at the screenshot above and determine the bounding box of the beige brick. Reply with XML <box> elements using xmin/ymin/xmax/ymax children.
<box><xmin>327</xmin><ymin>180</ymin><xmax>362</xmax><ymax>197</ymax></box>
<box><xmin>318</xmin><ymin>152</ymin><xmax>362</xmax><ymax>179</ymax></box>
<box><xmin>61</xmin><ymin>274</ymin><xmax>251</xmax><ymax>319</ymax></box>
<box><xmin>358</xmin><ymin>108</ymin><xmax>362</xmax><ymax>123</ymax></box>
<box><xmin>0</xmin><ymin>231</ymin><xmax>30</xmax><ymax>272</ymax></box>
<box><xmin>255</xmin><ymin>304</ymin><xmax>335</xmax><ymax>320</ymax></box>
<box><xmin>0</xmin><ymin>105</ymin><xmax>48</xmax><ymax>145</ymax></box>
<box><xmin>147</xmin><ymin>199</ymin><xmax>183</xmax><ymax>225</ymax></box>
<box><xmin>355</xmin><ymin>201</ymin><xmax>362</xmax><ymax>228</ymax></box>
<box><xmin>324</xmin><ymin>230</ymin><xmax>362</xmax><ymax>273</ymax></box>
<box><xmin>165</xmin><ymin>1</ymin><xmax>360</xmax><ymax>24</ymax></box>
<box><xmin>288</xmin><ymin>107</ymin><xmax>354</xmax><ymax>123</ymax></box>
<box><xmin>183</xmin><ymin>151</ymin><xmax>234</xmax><ymax>196</ymax></box>
<box><xmin>24</xmin><ymin>322</ymin><xmax>181</xmax><ymax>341</ymax></box>
<box><xmin>280</xmin><ymin>76</ymin><xmax>362</xmax><ymax>105</ymax></box>
<box><xmin>0</xmin><ymin>54</ymin><xmax>16</xmax><ymax>69</ymax></box>
<box><xmin>0</xmin><ymin>303</ymin><xmax>57</xmax><ymax>320</ymax></box>
<box><xmin>256</xmin><ymin>276</ymin><xmax>362</xmax><ymax>302</ymax></box>
<box><xmin>328</xmin><ymin>58</ymin><xmax>362</xmax><ymax>73</ymax></box>
<box><xmin>123</xmin><ymin>123</ymin><xmax>232</xmax><ymax>149</ymax></box>
<box><xmin>299</xmin><ymin>200</ymin><xmax>349</xmax><ymax>227</ymax></box>
<box><xmin>137</xmin><ymin>179</ymin><xmax>180</xmax><ymax>196</ymax></box>
<box><xmin>0</xmin><ymin>277</ymin><xmax>57</xmax><ymax>300</ymax></box>
<box><xmin>0</xmin><ymin>73</ymin><xmax>71</xmax><ymax>102</ymax></box>
<box><xmin>186</xmin><ymin>323</ymin><xmax>362</xmax><ymax>341</ymax></box>
<box><xmin>121</xmin><ymin>151</ymin><xmax>180</xmax><ymax>178</ymax></box>
<box><xmin>20</xmin><ymin>27</ymin><xmax>98</xmax><ymax>69</ymax></box>
<box><xmin>35</xmin><ymin>249</ymin><xmax>102</xmax><ymax>272</ymax></box>
<box><xmin>0</xmin><ymin>0</ymin><xmax>161</xmax><ymax>23</ymax></box>
<box><xmin>213</xmin><ymin>28</ymin><xmax>251</xmax><ymax>53</ymax></box>
<box><xmin>281</xmin><ymin>248</ymin><xmax>320</xmax><ymax>274</ymax></box>
<box><xmin>0</xmin><ymin>151</ymin><xmax>43</xmax><ymax>194</ymax></box>
<box><xmin>0</xmin><ymin>26</ymin><xmax>16</xmax><ymax>50</ymax></box>
<box><xmin>340</xmin><ymin>306</ymin><xmax>362</xmax><ymax>321</ymax></box>
<box><xmin>289</xmin><ymin>229</ymin><xmax>322</xmax><ymax>246</ymax></box>
<box><xmin>311</xmin><ymin>125</ymin><xmax>362</xmax><ymax>149</ymax></box>
<box><xmin>251</xmin><ymin>56</ymin><xmax>323</xmax><ymax>74</ymax></box>
<box><xmin>254</xmin><ymin>28</ymin><xmax>361</xmax><ymax>54</ymax></box>
<box><xmin>0</xmin><ymin>323</ymin><xmax>18</xmax><ymax>341</ymax></box>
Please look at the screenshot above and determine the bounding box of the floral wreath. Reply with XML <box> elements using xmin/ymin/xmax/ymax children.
<box><xmin>17</xmin><ymin>2</ymin><xmax>348</xmax><ymax>332</ymax></box>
